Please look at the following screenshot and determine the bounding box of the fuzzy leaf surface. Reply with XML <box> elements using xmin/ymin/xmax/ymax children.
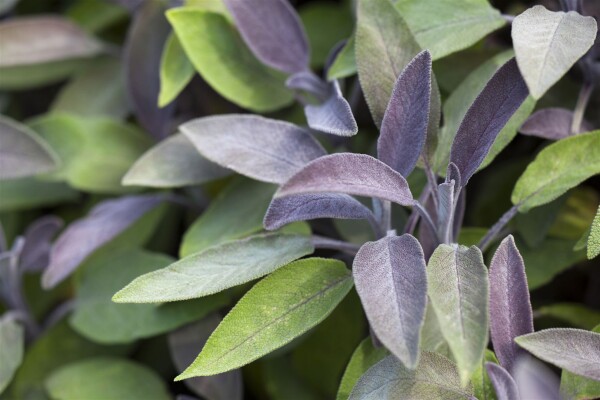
<box><xmin>305</xmin><ymin>81</ymin><xmax>358</xmax><ymax>136</ymax></box>
<box><xmin>512</xmin><ymin>356</ymin><xmax>560</xmax><ymax>400</ymax></box>
<box><xmin>520</xmin><ymin>108</ymin><xmax>593</xmax><ymax>140</ymax></box>
<box><xmin>336</xmin><ymin>338</ymin><xmax>389</xmax><ymax>400</ymax></box>
<box><xmin>0</xmin><ymin>317</ymin><xmax>24</xmax><ymax>394</ymax></box>
<box><xmin>588</xmin><ymin>205</ymin><xmax>600</xmax><ymax>259</ymax></box>
<box><xmin>485</xmin><ymin>363</ymin><xmax>519</xmax><ymax>400</ymax></box>
<box><xmin>158</xmin><ymin>32</ymin><xmax>195</xmax><ymax>108</ymax></box>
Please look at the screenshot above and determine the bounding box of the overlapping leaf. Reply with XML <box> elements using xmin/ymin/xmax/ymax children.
<box><xmin>520</xmin><ymin>108</ymin><xmax>593</xmax><ymax>139</ymax></box>
<box><xmin>19</xmin><ymin>216</ymin><xmax>63</xmax><ymax>272</ymax></box>
<box><xmin>336</xmin><ymin>338</ymin><xmax>389</xmax><ymax>400</ymax></box>
<box><xmin>512</xmin><ymin>356</ymin><xmax>560</xmax><ymax>400</ymax></box>
<box><xmin>158</xmin><ymin>33</ymin><xmax>195</xmax><ymax>108</ymax></box>
<box><xmin>0</xmin><ymin>316</ymin><xmax>24</xmax><ymax>394</ymax></box>
<box><xmin>304</xmin><ymin>81</ymin><xmax>358</xmax><ymax>136</ymax></box>
<box><xmin>588</xmin><ymin>205</ymin><xmax>600</xmax><ymax>259</ymax></box>
<box><xmin>485</xmin><ymin>363</ymin><xmax>519</xmax><ymax>400</ymax></box>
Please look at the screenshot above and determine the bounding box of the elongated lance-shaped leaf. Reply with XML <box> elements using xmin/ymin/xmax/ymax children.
<box><xmin>512</xmin><ymin>131</ymin><xmax>600</xmax><ymax>212</ymax></box>
<box><xmin>520</xmin><ymin>108</ymin><xmax>593</xmax><ymax>140</ymax></box>
<box><xmin>436</xmin><ymin>180</ymin><xmax>455</xmax><ymax>243</ymax></box>
<box><xmin>512</xmin><ymin>5</ymin><xmax>597</xmax><ymax>99</ymax></box>
<box><xmin>485</xmin><ymin>363</ymin><xmax>520</xmax><ymax>400</ymax></box>
<box><xmin>123</xmin><ymin>133</ymin><xmax>230</xmax><ymax>188</ymax></box>
<box><xmin>305</xmin><ymin>80</ymin><xmax>358</xmax><ymax>137</ymax></box>
<box><xmin>124</xmin><ymin>0</ymin><xmax>174</xmax><ymax>139</ymax></box>
<box><xmin>512</xmin><ymin>356</ymin><xmax>560</xmax><ymax>400</ymax></box>
<box><xmin>515</xmin><ymin>328</ymin><xmax>600</xmax><ymax>380</ymax></box>
<box><xmin>180</xmin><ymin>115</ymin><xmax>326</xmax><ymax>184</ymax></box>
<box><xmin>355</xmin><ymin>0</ymin><xmax>421</xmax><ymax>126</ymax></box>
<box><xmin>0</xmin><ymin>115</ymin><xmax>58</xmax><ymax>180</ymax></box>
<box><xmin>286</xmin><ymin>70</ymin><xmax>330</xmax><ymax>100</ymax></box>
<box><xmin>449</xmin><ymin>58</ymin><xmax>529</xmax><ymax>185</ymax></box>
<box><xmin>276</xmin><ymin>153</ymin><xmax>415</xmax><ymax>206</ymax></box>
<box><xmin>113</xmin><ymin>233</ymin><xmax>313</xmax><ymax>303</ymax></box>
<box><xmin>264</xmin><ymin>193</ymin><xmax>376</xmax><ymax>231</ymax></box>
<box><xmin>168</xmin><ymin>315</ymin><xmax>243</xmax><ymax>400</ymax></box>
<box><xmin>158</xmin><ymin>33</ymin><xmax>195</xmax><ymax>108</ymax></box>
<box><xmin>446</xmin><ymin>162</ymin><xmax>462</xmax><ymax>193</ymax></box>
<box><xmin>489</xmin><ymin>235</ymin><xmax>533</xmax><ymax>372</ymax></box>
<box><xmin>0</xmin><ymin>316</ymin><xmax>24</xmax><ymax>394</ymax></box>
<box><xmin>349</xmin><ymin>352</ymin><xmax>474</xmax><ymax>399</ymax></box>
<box><xmin>176</xmin><ymin>258</ymin><xmax>353</xmax><ymax>378</ymax></box>
<box><xmin>589</xmin><ymin>205</ymin><xmax>600</xmax><ymax>259</ymax></box>
<box><xmin>378</xmin><ymin>50</ymin><xmax>431</xmax><ymax>177</ymax></box>
<box><xmin>352</xmin><ymin>235</ymin><xmax>427</xmax><ymax>369</ymax></box>
<box><xmin>42</xmin><ymin>194</ymin><xmax>164</xmax><ymax>289</ymax></box>
<box><xmin>223</xmin><ymin>0</ymin><xmax>308</xmax><ymax>74</ymax></box>
<box><xmin>427</xmin><ymin>244</ymin><xmax>489</xmax><ymax>386</ymax></box>
<box><xmin>20</xmin><ymin>216</ymin><xmax>63</xmax><ymax>272</ymax></box>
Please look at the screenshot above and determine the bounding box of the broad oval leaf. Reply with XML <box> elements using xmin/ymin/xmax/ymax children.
<box><xmin>355</xmin><ymin>0</ymin><xmax>420</xmax><ymax>126</ymax></box>
<box><xmin>348</xmin><ymin>352</ymin><xmax>474</xmax><ymax>400</ymax></box>
<box><xmin>336</xmin><ymin>338</ymin><xmax>389</xmax><ymax>400</ymax></box>
<box><xmin>180</xmin><ymin>115</ymin><xmax>326</xmax><ymax>184</ymax></box>
<box><xmin>0</xmin><ymin>16</ymin><xmax>103</xmax><ymax>67</ymax></box>
<box><xmin>559</xmin><ymin>324</ymin><xmax>600</xmax><ymax>400</ymax></box>
<box><xmin>223</xmin><ymin>0</ymin><xmax>309</xmax><ymax>74</ymax></box>
<box><xmin>378</xmin><ymin>50</ymin><xmax>431</xmax><ymax>177</ymax></box>
<box><xmin>520</xmin><ymin>108</ymin><xmax>594</xmax><ymax>140</ymax></box>
<box><xmin>167</xmin><ymin>8</ymin><xmax>293</xmax><ymax>112</ymax></box>
<box><xmin>113</xmin><ymin>233</ymin><xmax>314</xmax><ymax>303</ymax></box>
<box><xmin>42</xmin><ymin>194</ymin><xmax>164</xmax><ymax>289</ymax></box>
<box><xmin>168</xmin><ymin>315</ymin><xmax>243</xmax><ymax>400</ymax></box>
<box><xmin>513</xmin><ymin>356</ymin><xmax>561</xmax><ymax>400</ymax></box>
<box><xmin>515</xmin><ymin>328</ymin><xmax>600</xmax><ymax>380</ymax></box>
<box><xmin>489</xmin><ymin>235</ymin><xmax>533</xmax><ymax>371</ymax></box>
<box><xmin>45</xmin><ymin>357</ymin><xmax>171</xmax><ymax>400</ymax></box>
<box><xmin>485</xmin><ymin>363</ymin><xmax>519</xmax><ymax>400</ymax></box>
<box><xmin>70</xmin><ymin>249</ymin><xmax>228</xmax><ymax>344</ymax></box>
<box><xmin>352</xmin><ymin>234</ymin><xmax>427</xmax><ymax>369</ymax></box>
<box><xmin>0</xmin><ymin>115</ymin><xmax>58</xmax><ymax>180</ymax></box>
<box><xmin>449</xmin><ymin>58</ymin><xmax>529</xmax><ymax>185</ymax></box>
<box><xmin>123</xmin><ymin>133</ymin><xmax>230</xmax><ymax>188</ymax></box>
<box><xmin>304</xmin><ymin>81</ymin><xmax>358</xmax><ymax>136</ymax></box>
<box><xmin>0</xmin><ymin>316</ymin><xmax>24</xmax><ymax>394</ymax></box>
<box><xmin>512</xmin><ymin>131</ymin><xmax>600</xmax><ymax>212</ymax></box>
<box><xmin>158</xmin><ymin>33</ymin><xmax>195</xmax><ymax>108</ymax></box>
<box><xmin>276</xmin><ymin>153</ymin><xmax>415</xmax><ymax>206</ymax></box>
<box><xmin>512</xmin><ymin>5</ymin><xmax>597</xmax><ymax>99</ymax></box>
<box><xmin>20</xmin><ymin>215</ymin><xmax>63</xmax><ymax>272</ymax></box>
<box><xmin>427</xmin><ymin>244</ymin><xmax>489</xmax><ymax>385</ymax></box>
<box><xmin>264</xmin><ymin>193</ymin><xmax>375</xmax><ymax>231</ymax></box>
<box><xmin>176</xmin><ymin>258</ymin><xmax>353</xmax><ymax>378</ymax></box>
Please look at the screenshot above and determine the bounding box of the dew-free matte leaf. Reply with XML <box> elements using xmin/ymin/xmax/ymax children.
<box><xmin>304</xmin><ymin>81</ymin><xmax>358</xmax><ymax>136</ymax></box>
<box><xmin>0</xmin><ymin>178</ymin><xmax>78</xmax><ymax>212</ymax></box>
<box><xmin>378</xmin><ymin>51</ymin><xmax>431</xmax><ymax>177</ymax></box>
<box><xmin>223</xmin><ymin>0</ymin><xmax>308</xmax><ymax>74</ymax></box>
<box><xmin>277</xmin><ymin>153</ymin><xmax>415</xmax><ymax>206</ymax></box>
<box><xmin>352</xmin><ymin>235</ymin><xmax>427</xmax><ymax>369</ymax></box>
<box><xmin>265</xmin><ymin>193</ymin><xmax>375</xmax><ymax>231</ymax></box>
<box><xmin>427</xmin><ymin>244</ymin><xmax>489</xmax><ymax>385</ymax></box>
<box><xmin>449</xmin><ymin>58</ymin><xmax>529</xmax><ymax>185</ymax></box>
<box><xmin>114</xmin><ymin>233</ymin><xmax>313</xmax><ymax>303</ymax></box>
<box><xmin>0</xmin><ymin>115</ymin><xmax>58</xmax><ymax>180</ymax></box>
<box><xmin>169</xmin><ymin>315</ymin><xmax>243</xmax><ymax>400</ymax></box>
<box><xmin>70</xmin><ymin>249</ymin><xmax>228</xmax><ymax>344</ymax></box>
<box><xmin>327</xmin><ymin>35</ymin><xmax>356</xmax><ymax>80</ymax></box>
<box><xmin>181</xmin><ymin>179</ymin><xmax>276</xmax><ymax>257</ymax></box>
<box><xmin>520</xmin><ymin>108</ymin><xmax>593</xmax><ymax>139</ymax></box>
<box><xmin>559</xmin><ymin>325</ymin><xmax>600</xmax><ymax>400</ymax></box>
<box><xmin>485</xmin><ymin>363</ymin><xmax>519</xmax><ymax>400</ymax></box>
<box><xmin>168</xmin><ymin>8</ymin><xmax>293</xmax><ymax>112</ymax></box>
<box><xmin>336</xmin><ymin>338</ymin><xmax>388</xmax><ymax>400</ymax></box>
<box><xmin>42</xmin><ymin>194</ymin><xmax>163</xmax><ymax>288</ymax></box>
<box><xmin>512</xmin><ymin>5</ymin><xmax>597</xmax><ymax>99</ymax></box>
<box><xmin>180</xmin><ymin>115</ymin><xmax>325</xmax><ymax>184</ymax></box>
<box><xmin>348</xmin><ymin>352</ymin><xmax>474</xmax><ymax>399</ymax></box>
<box><xmin>125</xmin><ymin>0</ymin><xmax>174</xmax><ymax>139</ymax></box>
<box><xmin>515</xmin><ymin>328</ymin><xmax>600</xmax><ymax>380</ymax></box>
<box><xmin>394</xmin><ymin>0</ymin><xmax>505</xmax><ymax>60</ymax></box>
<box><xmin>159</xmin><ymin>33</ymin><xmax>195</xmax><ymax>108</ymax></box>
<box><xmin>471</xmin><ymin>350</ymin><xmax>498</xmax><ymax>400</ymax></box>
<box><xmin>489</xmin><ymin>235</ymin><xmax>533</xmax><ymax>371</ymax></box>
<box><xmin>0</xmin><ymin>16</ymin><xmax>103</xmax><ymax>67</ymax></box>
<box><xmin>436</xmin><ymin>180</ymin><xmax>455</xmax><ymax>242</ymax></box>
<box><xmin>512</xmin><ymin>356</ymin><xmax>560</xmax><ymax>400</ymax></box>
<box><xmin>45</xmin><ymin>358</ymin><xmax>170</xmax><ymax>400</ymax></box>
<box><xmin>20</xmin><ymin>216</ymin><xmax>63</xmax><ymax>272</ymax></box>
<box><xmin>123</xmin><ymin>133</ymin><xmax>230</xmax><ymax>188</ymax></box>
<box><xmin>176</xmin><ymin>258</ymin><xmax>352</xmax><ymax>377</ymax></box>
<box><xmin>0</xmin><ymin>317</ymin><xmax>24</xmax><ymax>394</ymax></box>
<box><xmin>537</xmin><ymin>303</ymin><xmax>600</xmax><ymax>330</ymax></box>
<box><xmin>588</xmin><ymin>205</ymin><xmax>600</xmax><ymax>259</ymax></box>
<box><xmin>355</xmin><ymin>0</ymin><xmax>420</xmax><ymax>126</ymax></box>
<box><xmin>512</xmin><ymin>131</ymin><xmax>600</xmax><ymax>212</ymax></box>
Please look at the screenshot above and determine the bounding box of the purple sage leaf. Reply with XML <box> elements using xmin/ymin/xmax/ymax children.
<box><xmin>446</xmin><ymin>162</ymin><xmax>462</xmax><ymax>189</ymax></box>
<box><xmin>378</xmin><ymin>50</ymin><xmax>432</xmax><ymax>177</ymax></box>
<box><xmin>42</xmin><ymin>194</ymin><xmax>163</xmax><ymax>289</ymax></box>
<box><xmin>485</xmin><ymin>363</ymin><xmax>520</xmax><ymax>400</ymax></box>
<box><xmin>180</xmin><ymin>115</ymin><xmax>326</xmax><ymax>184</ymax></box>
<box><xmin>223</xmin><ymin>0</ymin><xmax>309</xmax><ymax>74</ymax></box>
<box><xmin>276</xmin><ymin>153</ymin><xmax>415</xmax><ymax>206</ymax></box>
<box><xmin>520</xmin><ymin>107</ymin><xmax>594</xmax><ymax>140</ymax></box>
<box><xmin>264</xmin><ymin>193</ymin><xmax>375</xmax><ymax>231</ymax></box>
<box><xmin>124</xmin><ymin>0</ymin><xmax>175</xmax><ymax>139</ymax></box>
<box><xmin>352</xmin><ymin>234</ymin><xmax>427</xmax><ymax>368</ymax></box>
<box><xmin>436</xmin><ymin>180</ymin><xmax>455</xmax><ymax>242</ymax></box>
<box><xmin>168</xmin><ymin>314</ymin><xmax>243</xmax><ymax>400</ymax></box>
<box><xmin>286</xmin><ymin>71</ymin><xmax>330</xmax><ymax>100</ymax></box>
<box><xmin>305</xmin><ymin>80</ymin><xmax>358</xmax><ymax>137</ymax></box>
<box><xmin>513</xmin><ymin>356</ymin><xmax>560</xmax><ymax>400</ymax></box>
<box><xmin>449</xmin><ymin>58</ymin><xmax>529</xmax><ymax>185</ymax></box>
<box><xmin>20</xmin><ymin>216</ymin><xmax>63</xmax><ymax>273</ymax></box>
<box><xmin>489</xmin><ymin>235</ymin><xmax>534</xmax><ymax>372</ymax></box>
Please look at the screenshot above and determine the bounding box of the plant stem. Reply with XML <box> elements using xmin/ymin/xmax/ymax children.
<box><xmin>478</xmin><ymin>204</ymin><xmax>521</xmax><ymax>252</ymax></box>
<box><xmin>502</xmin><ymin>14</ymin><xmax>515</xmax><ymax>23</ymax></box>
<box><xmin>571</xmin><ymin>82</ymin><xmax>594</xmax><ymax>135</ymax></box>
<box><xmin>312</xmin><ymin>235</ymin><xmax>361</xmax><ymax>256</ymax></box>
<box><xmin>414</xmin><ymin>202</ymin><xmax>440</xmax><ymax>244</ymax></box>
